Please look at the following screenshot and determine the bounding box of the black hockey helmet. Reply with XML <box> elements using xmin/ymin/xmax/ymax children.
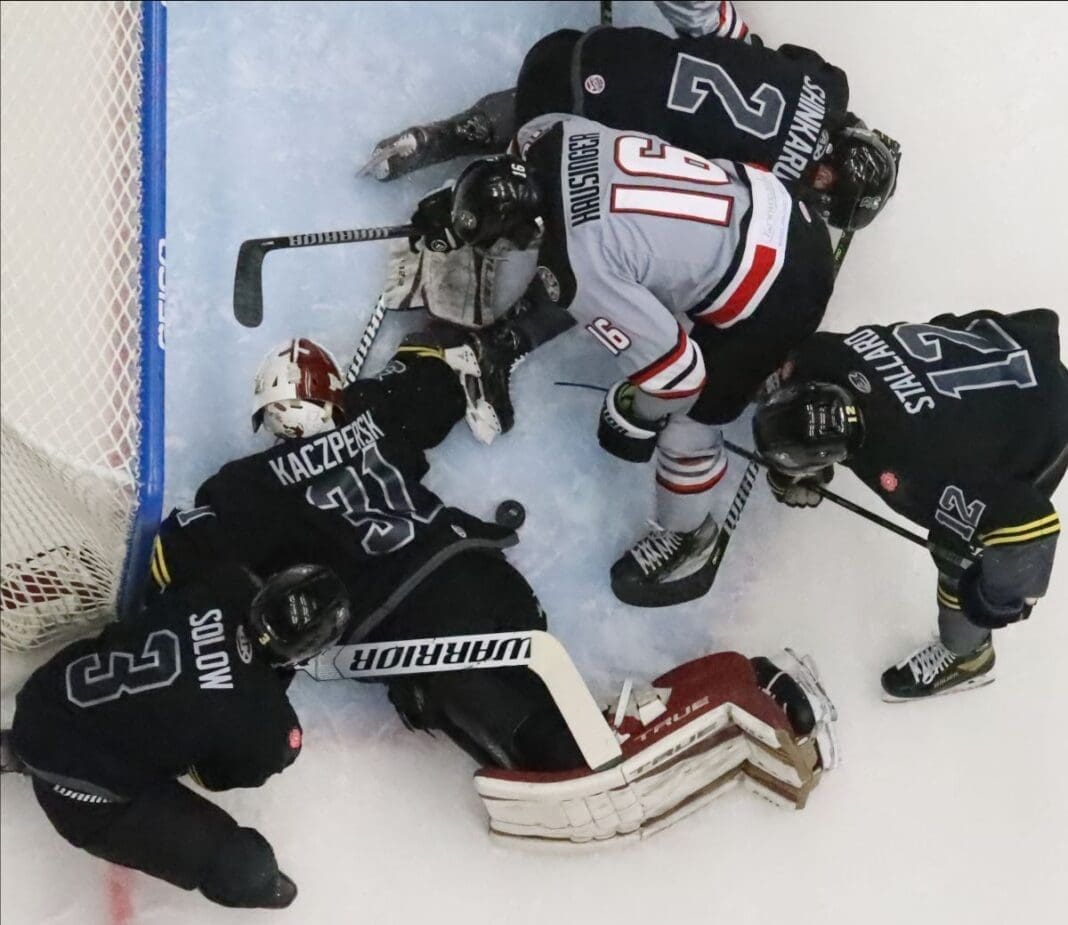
<box><xmin>248</xmin><ymin>564</ymin><xmax>351</xmax><ymax>667</ymax></box>
<box><xmin>753</xmin><ymin>381</ymin><xmax>864</xmax><ymax>476</ymax></box>
<box><xmin>451</xmin><ymin>154</ymin><xmax>543</xmax><ymax>250</ymax></box>
<box><xmin>811</xmin><ymin>124</ymin><xmax>899</xmax><ymax>230</ymax></box>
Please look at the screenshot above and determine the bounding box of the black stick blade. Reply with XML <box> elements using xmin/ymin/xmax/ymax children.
<box><xmin>233</xmin><ymin>238</ymin><xmax>272</xmax><ymax>327</ymax></box>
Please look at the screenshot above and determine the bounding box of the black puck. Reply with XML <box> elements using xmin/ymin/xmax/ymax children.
<box><xmin>495</xmin><ymin>499</ymin><xmax>526</xmax><ymax>530</ymax></box>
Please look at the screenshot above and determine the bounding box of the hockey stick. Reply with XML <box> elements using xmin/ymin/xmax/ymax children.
<box><xmin>344</xmin><ymin>295</ymin><xmax>389</xmax><ymax>383</ymax></box>
<box><xmin>600</xmin><ymin>0</ymin><xmax>613</xmax><ymax>25</ymax></box>
<box><xmin>301</xmin><ymin>629</ymin><xmax>623</xmax><ymax>770</ymax></box>
<box><xmin>722</xmin><ymin>440</ymin><xmax>978</xmax><ymax>569</ymax></box>
<box><xmin>232</xmin><ymin>223</ymin><xmax>414</xmax><ymax>327</ymax></box>
<box><xmin>554</xmin><ymin>379</ymin><xmax>760</xmax><ymax>583</ymax></box>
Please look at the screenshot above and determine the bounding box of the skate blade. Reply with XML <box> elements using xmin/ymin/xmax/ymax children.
<box><xmin>881</xmin><ymin>670</ymin><xmax>996</xmax><ymax>703</ymax></box>
<box><xmin>357</xmin><ymin>133</ymin><xmax>418</xmax><ymax>180</ymax></box>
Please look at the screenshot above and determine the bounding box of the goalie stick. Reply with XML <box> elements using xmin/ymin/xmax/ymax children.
<box><xmin>232</xmin><ymin>222</ymin><xmax>414</xmax><ymax>327</ymax></box>
<box><xmin>301</xmin><ymin>629</ymin><xmax>623</xmax><ymax>771</ymax></box>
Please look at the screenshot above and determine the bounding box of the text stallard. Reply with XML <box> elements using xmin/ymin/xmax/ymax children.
<box><xmin>567</xmin><ymin>132</ymin><xmax>602</xmax><ymax>227</ymax></box>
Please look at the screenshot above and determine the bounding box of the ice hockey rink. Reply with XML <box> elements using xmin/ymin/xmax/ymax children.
<box><xmin>2</xmin><ymin>1</ymin><xmax>1066</xmax><ymax>922</ymax></box>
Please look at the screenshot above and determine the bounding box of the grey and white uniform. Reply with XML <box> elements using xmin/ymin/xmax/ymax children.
<box><xmin>518</xmin><ymin>114</ymin><xmax>834</xmax><ymax>530</ymax></box>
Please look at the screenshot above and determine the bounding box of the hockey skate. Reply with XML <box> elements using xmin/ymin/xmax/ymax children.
<box><xmin>359</xmin><ymin>114</ymin><xmax>489</xmax><ymax>181</ymax></box>
<box><xmin>473</xmin><ymin>651</ymin><xmax>839</xmax><ymax>846</ymax></box>
<box><xmin>610</xmin><ymin>513</ymin><xmax>725</xmax><ymax>607</ymax></box>
<box><xmin>881</xmin><ymin>638</ymin><xmax>995</xmax><ymax>702</ymax></box>
<box><xmin>359</xmin><ymin>89</ymin><xmax>515</xmax><ymax>181</ymax></box>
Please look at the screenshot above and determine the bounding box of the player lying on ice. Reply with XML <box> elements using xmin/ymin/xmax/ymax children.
<box><xmin>402</xmin><ymin>106</ymin><xmax>881</xmax><ymax>609</ymax></box>
<box><xmin>46</xmin><ymin>333</ymin><xmax>841</xmax><ymax>856</ymax></box>
<box><xmin>2</xmin><ymin>561</ymin><xmax>352</xmax><ymax>908</ymax></box>
<box><xmin>751</xmin><ymin>308</ymin><xmax>1067</xmax><ymax>701</ymax></box>
<box><xmin>361</xmin><ymin>0</ymin><xmax>899</xmax><ymax>237</ymax></box>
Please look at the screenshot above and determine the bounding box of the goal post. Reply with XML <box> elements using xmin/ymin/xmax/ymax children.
<box><xmin>0</xmin><ymin>1</ymin><xmax>167</xmax><ymax>650</ymax></box>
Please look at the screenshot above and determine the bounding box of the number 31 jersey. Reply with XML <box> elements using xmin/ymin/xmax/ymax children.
<box><xmin>788</xmin><ymin>309</ymin><xmax>1068</xmax><ymax>549</ymax></box>
<box><xmin>150</xmin><ymin>354</ymin><xmax>515</xmax><ymax>633</ymax></box>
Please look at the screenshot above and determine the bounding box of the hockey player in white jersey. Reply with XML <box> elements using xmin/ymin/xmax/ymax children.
<box><xmin>410</xmin><ymin>115</ymin><xmax>835</xmax><ymax>606</ymax></box>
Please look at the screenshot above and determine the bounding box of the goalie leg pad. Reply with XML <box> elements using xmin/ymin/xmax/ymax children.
<box><xmin>474</xmin><ymin>652</ymin><xmax>833</xmax><ymax>845</ymax></box>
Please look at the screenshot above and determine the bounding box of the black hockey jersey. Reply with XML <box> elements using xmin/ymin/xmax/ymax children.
<box><xmin>150</xmin><ymin>354</ymin><xmax>515</xmax><ymax>639</ymax></box>
<box><xmin>11</xmin><ymin>565</ymin><xmax>300</xmax><ymax>800</ymax></box>
<box><xmin>515</xmin><ymin>26</ymin><xmax>849</xmax><ymax>185</ymax></box>
<box><xmin>789</xmin><ymin>309</ymin><xmax>1067</xmax><ymax>589</ymax></box>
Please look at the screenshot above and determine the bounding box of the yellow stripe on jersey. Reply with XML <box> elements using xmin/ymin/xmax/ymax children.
<box><xmin>396</xmin><ymin>345</ymin><xmax>444</xmax><ymax>361</ymax></box>
<box><xmin>980</xmin><ymin>513</ymin><xmax>1060</xmax><ymax>543</ymax></box>
<box><xmin>983</xmin><ymin>523</ymin><xmax>1061</xmax><ymax>547</ymax></box>
<box><xmin>152</xmin><ymin>536</ymin><xmax>172</xmax><ymax>587</ymax></box>
<box><xmin>937</xmin><ymin>588</ymin><xmax>961</xmax><ymax>610</ymax></box>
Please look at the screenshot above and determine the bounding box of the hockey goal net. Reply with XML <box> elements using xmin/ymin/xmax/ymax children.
<box><xmin>0</xmin><ymin>1</ymin><xmax>166</xmax><ymax>651</ymax></box>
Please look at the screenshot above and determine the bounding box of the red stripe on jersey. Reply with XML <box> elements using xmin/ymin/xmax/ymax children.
<box><xmin>705</xmin><ymin>244</ymin><xmax>778</xmax><ymax>327</ymax></box>
<box><xmin>739</xmin><ymin>22</ymin><xmax>749</xmax><ymax>40</ymax></box>
<box><xmin>630</xmin><ymin>327</ymin><xmax>688</xmax><ymax>386</ymax></box>
<box><xmin>656</xmin><ymin>467</ymin><xmax>728</xmax><ymax>495</ymax></box>
<box><xmin>718</xmin><ymin>1</ymin><xmax>728</xmax><ymax>33</ymax></box>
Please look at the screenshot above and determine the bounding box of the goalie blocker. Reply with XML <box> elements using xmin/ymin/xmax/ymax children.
<box><xmin>308</xmin><ymin>631</ymin><xmax>838</xmax><ymax>844</ymax></box>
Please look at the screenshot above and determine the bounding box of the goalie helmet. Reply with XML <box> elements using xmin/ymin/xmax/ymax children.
<box><xmin>252</xmin><ymin>338</ymin><xmax>345</xmax><ymax>439</ymax></box>
<box><xmin>248</xmin><ymin>564</ymin><xmax>351</xmax><ymax>667</ymax></box>
<box><xmin>810</xmin><ymin>124</ymin><xmax>898</xmax><ymax>231</ymax></box>
<box><xmin>450</xmin><ymin>154</ymin><xmax>543</xmax><ymax>250</ymax></box>
<box><xmin>753</xmin><ymin>381</ymin><xmax>864</xmax><ymax>476</ymax></box>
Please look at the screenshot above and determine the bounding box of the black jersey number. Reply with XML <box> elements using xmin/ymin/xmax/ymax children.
<box><xmin>305</xmin><ymin>445</ymin><xmax>435</xmax><ymax>556</ymax></box>
<box><xmin>667</xmin><ymin>53</ymin><xmax>786</xmax><ymax>140</ymax></box>
<box><xmin>66</xmin><ymin>630</ymin><xmax>182</xmax><ymax>708</ymax></box>
<box><xmin>893</xmin><ymin>318</ymin><xmax>1038</xmax><ymax>399</ymax></box>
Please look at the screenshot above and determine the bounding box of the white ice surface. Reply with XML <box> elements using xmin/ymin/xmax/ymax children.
<box><xmin>3</xmin><ymin>2</ymin><xmax>1068</xmax><ymax>923</ymax></box>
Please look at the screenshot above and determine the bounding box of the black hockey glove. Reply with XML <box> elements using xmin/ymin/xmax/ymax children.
<box><xmin>767</xmin><ymin>467</ymin><xmax>833</xmax><ymax>508</ymax></box>
<box><xmin>958</xmin><ymin>564</ymin><xmax>1033</xmax><ymax>630</ymax></box>
<box><xmin>409</xmin><ymin>184</ymin><xmax>460</xmax><ymax>254</ymax></box>
<box><xmin>597</xmin><ymin>380</ymin><xmax>666</xmax><ymax>463</ymax></box>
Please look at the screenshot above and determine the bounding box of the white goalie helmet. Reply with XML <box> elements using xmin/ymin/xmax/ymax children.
<box><xmin>252</xmin><ymin>338</ymin><xmax>345</xmax><ymax>439</ymax></box>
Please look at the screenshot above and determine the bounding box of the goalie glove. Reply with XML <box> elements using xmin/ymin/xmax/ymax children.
<box><xmin>409</xmin><ymin>184</ymin><xmax>461</xmax><ymax>254</ymax></box>
<box><xmin>598</xmin><ymin>380</ymin><xmax>667</xmax><ymax>463</ymax></box>
<box><xmin>767</xmin><ymin>467</ymin><xmax>833</xmax><ymax>508</ymax></box>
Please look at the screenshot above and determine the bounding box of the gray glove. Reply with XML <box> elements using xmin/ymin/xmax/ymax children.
<box><xmin>767</xmin><ymin>467</ymin><xmax>833</xmax><ymax>508</ymax></box>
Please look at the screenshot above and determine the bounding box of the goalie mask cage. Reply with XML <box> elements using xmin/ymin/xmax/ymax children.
<box><xmin>0</xmin><ymin>1</ymin><xmax>166</xmax><ymax>651</ymax></box>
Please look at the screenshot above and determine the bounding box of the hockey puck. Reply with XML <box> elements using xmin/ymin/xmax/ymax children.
<box><xmin>495</xmin><ymin>500</ymin><xmax>526</xmax><ymax>530</ymax></box>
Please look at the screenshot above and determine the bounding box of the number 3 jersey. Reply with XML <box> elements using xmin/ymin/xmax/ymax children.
<box><xmin>12</xmin><ymin>565</ymin><xmax>301</xmax><ymax>799</ymax></box>
<box><xmin>150</xmin><ymin>353</ymin><xmax>515</xmax><ymax>635</ymax></box>
<box><xmin>788</xmin><ymin>309</ymin><xmax>1068</xmax><ymax>587</ymax></box>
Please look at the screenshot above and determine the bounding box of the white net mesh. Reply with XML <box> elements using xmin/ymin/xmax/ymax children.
<box><xmin>1</xmin><ymin>1</ymin><xmax>148</xmax><ymax>650</ymax></box>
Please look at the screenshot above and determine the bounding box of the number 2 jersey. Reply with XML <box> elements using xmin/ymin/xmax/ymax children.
<box><xmin>12</xmin><ymin>565</ymin><xmax>300</xmax><ymax>799</ymax></box>
<box><xmin>514</xmin><ymin>25</ymin><xmax>850</xmax><ymax>185</ymax></box>
<box><xmin>150</xmin><ymin>352</ymin><xmax>515</xmax><ymax>637</ymax></box>
<box><xmin>788</xmin><ymin>308</ymin><xmax>1068</xmax><ymax>599</ymax></box>
<box><xmin>518</xmin><ymin>114</ymin><xmax>830</xmax><ymax>417</ymax></box>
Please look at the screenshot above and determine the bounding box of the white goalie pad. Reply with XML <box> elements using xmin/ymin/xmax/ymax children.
<box><xmin>474</xmin><ymin>651</ymin><xmax>835</xmax><ymax>847</ymax></box>
<box><xmin>381</xmin><ymin>240</ymin><xmax>537</xmax><ymax>329</ymax></box>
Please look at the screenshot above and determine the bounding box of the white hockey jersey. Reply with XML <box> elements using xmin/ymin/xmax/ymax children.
<box><xmin>518</xmin><ymin>115</ymin><xmax>793</xmax><ymax>406</ymax></box>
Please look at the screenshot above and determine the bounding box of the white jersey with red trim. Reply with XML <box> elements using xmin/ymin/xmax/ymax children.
<box><xmin>519</xmin><ymin>114</ymin><xmax>793</xmax><ymax>407</ymax></box>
